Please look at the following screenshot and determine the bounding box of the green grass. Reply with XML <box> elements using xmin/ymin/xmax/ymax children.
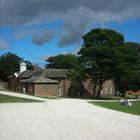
<box><xmin>89</xmin><ymin>101</ymin><xmax>140</xmax><ymax>116</ymax></box>
<box><xmin>100</xmin><ymin>94</ymin><xmax>136</xmax><ymax>100</ymax></box>
<box><xmin>0</xmin><ymin>94</ymin><xmax>43</xmax><ymax>103</ymax></box>
<box><xmin>69</xmin><ymin>94</ymin><xmax>135</xmax><ymax>100</ymax></box>
<box><xmin>97</xmin><ymin>95</ymin><xmax>120</xmax><ymax>100</ymax></box>
<box><xmin>68</xmin><ymin>95</ymin><xmax>120</xmax><ymax>100</ymax></box>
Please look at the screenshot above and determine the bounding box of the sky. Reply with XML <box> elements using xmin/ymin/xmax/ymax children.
<box><xmin>0</xmin><ymin>0</ymin><xmax>140</xmax><ymax>68</ymax></box>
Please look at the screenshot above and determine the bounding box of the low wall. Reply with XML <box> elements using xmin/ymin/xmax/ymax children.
<box><xmin>0</xmin><ymin>82</ymin><xmax>8</xmax><ymax>90</ymax></box>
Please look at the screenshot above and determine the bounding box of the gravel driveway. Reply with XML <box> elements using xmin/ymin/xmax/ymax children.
<box><xmin>0</xmin><ymin>91</ymin><xmax>140</xmax><ymax>140</ymax></box>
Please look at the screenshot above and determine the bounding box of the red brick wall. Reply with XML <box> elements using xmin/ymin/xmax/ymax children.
<box><xmin>63</xmin><ymin>79</ymin><xmax>71</xmax><ymax>97</ymax></box>
<box><xmin>34</xmin><ymin>84</ymin><xmax>59</xmax><ymax>97</ymax></box>
<box><xmin>57</xmin><ymin>79</ymin><xmax>71</xmax><ymax>97</ymax></box>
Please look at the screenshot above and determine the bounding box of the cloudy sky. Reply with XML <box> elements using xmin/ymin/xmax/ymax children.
<box><xmin>0</xmin><ymin>0</ymin><xmax>140</xmax><ymax>67</ymax></box>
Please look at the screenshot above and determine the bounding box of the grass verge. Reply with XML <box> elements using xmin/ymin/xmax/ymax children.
<box><xmin>0</xmin><ymin>94</ymin><xmax>43</xmax><ymax>103</ymax></box>
<box><xmin>89</xmin><ymin>101</ymin><xmax>140</xmax><ymax>116</ymax></box>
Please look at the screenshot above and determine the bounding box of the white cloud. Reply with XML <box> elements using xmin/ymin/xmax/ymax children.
<box><xmin>0</xmin><ymin>39</ymin><xmax>8</xmax><ymax>50</ymax></box>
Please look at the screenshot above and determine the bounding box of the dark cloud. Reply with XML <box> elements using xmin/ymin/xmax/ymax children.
<box><xmin>0</xmin><ymin>0</ymin><xmax>140</xmax><ymax>47</ymax></box>
<box><xmin>32</xmin><ymin>30</ymin><xmax>56</xmax><ymax>46</ymax></box>
<box><xmin>58</xmin><ymin>17</ymin><xmax>87</xmax><ymax>47</ymax></box>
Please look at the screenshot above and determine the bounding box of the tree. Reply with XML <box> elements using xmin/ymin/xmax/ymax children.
<box><xmin>78</xmin><ymin>28</ymin><xmax>125</xmax><ymax>98</ymax></box>
<box><xmin>67</xmin><ymin>58</ymin><xmax>86</xmax><ymax>97</ymax></box>
<box><xmin>0</xmin><ymin>52</ymin><xmax>23</xmax><ymax>81</ymax></box>
<box><xmin>0</xmin><ymin>52</ymin><xmax>34</xmax><ymax>81</ymax></box>
<box><xmin>45</xmin><ymin>54</ymin><xmax>79</xmax><ymax>69</ymax></box>
<box><xmin>114</xmin><ymin>42</ymin><xmax>140</xmax><ymax>95</ymax></box>
<box><xmin>82</xmin><ymin>28</ymin><xmax>124</xmax><ymax>48</ymax></box>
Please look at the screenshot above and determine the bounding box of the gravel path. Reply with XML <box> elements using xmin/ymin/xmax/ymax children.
<box><xmin>0</xmin><ymin>91</ymin><xmax>140</xmax><ymax>140</ymax></box>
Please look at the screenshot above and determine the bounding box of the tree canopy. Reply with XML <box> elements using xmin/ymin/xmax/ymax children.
<box><xmin>79</xmin><ymin>28</ymin><xmax>125</xmax><ymax>98</ymax></box>
<box><xmin>82</xmin><ymin>28</ymin><xmax>124</xmax><ymax>48</ymax></box>
<box><xmin>114</xmin><ymin>42</ymin><xmax>140</xmax><ymax>94</ymax></box>
<box><xmin>78</xmin><ymin>28</ymin><xmax>140</xmax><ymax>98</ymax></box>
<box><xmin>45</xmin><ymin>54</ymin><xmax>79</xmax><ymax>69</ymax></box>
<box><xmin>0</xmin><ymin>52</ymin><xmax>23</xmax><ymax>81</ymax></box>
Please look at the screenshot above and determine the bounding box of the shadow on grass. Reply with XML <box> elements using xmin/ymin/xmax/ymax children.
<box><xmin>68</xmin><ymin>95</ymin><xmax>121</xmax><ymax>100</ymax></box>
<box><xmin>0</xmin><ymin>94</ymin><xmax>43</xmax><ymax>103</ymax></box>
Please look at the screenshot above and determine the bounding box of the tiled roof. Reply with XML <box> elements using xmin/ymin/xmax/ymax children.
<box><xmin>7</xmin><ymin>72</ymin><xmax>20</xmax><ymax>78</ymax></box>
<box><xmin>31</xmin><ymin>70</ymin><xmax>44</xmax><ymax>77</ymax></box>
<box><xmin>42</xmin><ymin>69</ymin><xmax>69</xmax><ymax>78</ymax></box>
<box><xmin>20</xmin><ymin>70</ymin><xmax>43</xmax><ymax>78</ymax></box>
<box><xmin>9</xmin><ymin>69</ymin><xmax>69</xmax><ymax>79</ymax></box>
<box><xmin>20</xmin><ymin>70</ymin><xmax>34</xmax><ymax>78</ymax></box>
<box><xmin>20</xmin><ymin>77</ymin><xmax>58</xmax><ymax>84</ymax></box>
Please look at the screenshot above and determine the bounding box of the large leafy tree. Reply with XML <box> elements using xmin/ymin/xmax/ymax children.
<box><xmin>78</xmin><ymin>28</ymin><xmax>125</xmax><ymax>98</ymax></box>
<box><xmin>0</xmin><ymin>52</ymin><xmax>23</xmax><ymax>81</ymax></box>
<box><xmin>82</xmin><ymin>28</ymin><xmax>124</xmax><ymax>48</ymax></box>
<box><xmin>45</xmin><ymin>54</ymin><xmax>79</xmax><ymax>69</ymax></box>
<box><xmin>115</xmin><ymin>42</ymin><xmax>140</xmax><ymax>95</ymax></box>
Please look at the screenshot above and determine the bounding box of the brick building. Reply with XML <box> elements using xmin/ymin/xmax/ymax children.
<box><xmin>20</xmin><ymin>77</ymin><xmax>59</xmax><ymax>97</ymax></box>
<box><xmin>8</xmin><ymin>62</ymin><xmax>115</xmax><ymax>97</ymax></box>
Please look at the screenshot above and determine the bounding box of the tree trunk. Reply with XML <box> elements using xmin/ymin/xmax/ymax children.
<box><xmin>114</xmin><ymin>80</ymin><xmax>118</xmax><ymax>95</ymax></box>
<box><xmin>96</xmin><ymin>83</ymin><xmax>102</xmax><ymax>99</ymax></box>
<box><xmin>92</xmin><ymin>85</ymin><xmax>96</xmax><ymax>98</ymax></box>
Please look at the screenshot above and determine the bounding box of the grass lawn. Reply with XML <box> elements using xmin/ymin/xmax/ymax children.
<box><xmin>71</xmin><ymin>94</ymin><xmax>135</xmax><ymax>100</ymax></box>
<box><xmin>0</xmin><ymin>94</ymin><xmax>43</xmax><ymax>103</ymax></box>
<box><xmin>89</xmin><ymin>101</ymin><xmax>140</xmax><ymax>116</ymax></box>
<box><xmin>99</xmin><ymin>94</ymin><xmax>136</xmax><ymax>100</ymax></box>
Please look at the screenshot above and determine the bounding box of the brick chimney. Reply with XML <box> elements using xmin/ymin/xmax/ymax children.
<box><xmin>33</xmin><ymin>64</ymin><xmax>40</xmax><ymax>71</ymax></box>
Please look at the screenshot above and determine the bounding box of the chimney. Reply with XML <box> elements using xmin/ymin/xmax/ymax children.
<box><xmin>33</xmin><ymin>64</ymin><xmax>40</xmax><ymax>71</ymax></box>
<box><xmin>20</xmin><ymin>62</ymin><xmax>27</xmax><ymax>73</ymax></box>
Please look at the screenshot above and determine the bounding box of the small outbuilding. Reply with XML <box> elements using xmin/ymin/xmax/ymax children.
<box><xmin>20</xmin><ymin>76</ymin><xmax>59</xmax><ymax>97</ymax></box>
